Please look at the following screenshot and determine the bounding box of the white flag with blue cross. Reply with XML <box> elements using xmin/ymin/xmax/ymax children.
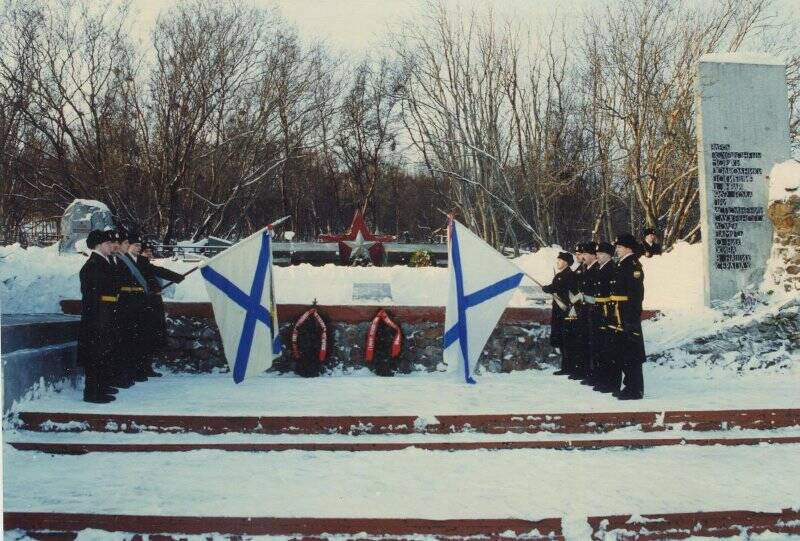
<box><xmin>200</xmin><ymin>227</ymin><xmax>282</xmax><ymax>383</ymax></box>
<box><xmin>443</xmin><ymin>218</ymin><xmax>524</xmax><ymax>384</ymax></box>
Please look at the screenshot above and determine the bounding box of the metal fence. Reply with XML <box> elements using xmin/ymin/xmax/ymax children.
<box><xmin>0</xmin><ymin>219</ymin><xmax>62</xmax><ymax>247</ymax></box>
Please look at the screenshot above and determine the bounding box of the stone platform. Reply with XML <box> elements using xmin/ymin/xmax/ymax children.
<box><xmin>4</xmin><ymin>369</ymin><xmax>799</xmax><ymax>541</ymax></box>
<box><xmin>57</xmin><ymin>301</ymin><xmax>658</xmax><ymax>375</ymax></box>
<box><xmin>1</xmin><ymin>313</ymin><xmax>81</xmax><ymax>412</ymax></box>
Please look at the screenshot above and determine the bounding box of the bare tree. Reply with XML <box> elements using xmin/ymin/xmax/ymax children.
<box><xmin>583</xmin><ymin>0</ymin><xmax>777</xmax><ymax>246</ymax></box>
<box><xmin>1</xmin><ymin>0</ymin><xmax>137</xmax><ymax>218</ymax></box>
<box><xmin>334</xmin><ymin>59</ymin><xmax>402</xmax><ymax>224</ymax></box>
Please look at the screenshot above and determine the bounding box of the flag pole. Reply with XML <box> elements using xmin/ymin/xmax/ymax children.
<box><xmin>161</xmin><ymin>216</ymin><xmax>292</xmax><ymax>288</ymax></box>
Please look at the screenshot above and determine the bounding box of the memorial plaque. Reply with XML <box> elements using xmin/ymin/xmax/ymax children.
<box><xmin>352</xmin><ymin>283</ymin><xmax>393</xmax><ymax>301</ymax></box>
<box><xmin>696</xmin><ymin>53</ymin><xmax>792</xmax><ymax>306</ymax></box>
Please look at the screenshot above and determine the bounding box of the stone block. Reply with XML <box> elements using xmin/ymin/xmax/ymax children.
<box><xmin>696</xmin><ymin>54</ymin><xmax>791</xmax><ymax>305</ymax></box>
<box><xmin>191</xmin><ymin>348</ymin><xmax>212</xmax><ymax>361</ymax></box>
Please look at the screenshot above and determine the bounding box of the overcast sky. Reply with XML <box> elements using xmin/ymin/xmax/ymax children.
<box><xmin>119</xmin><ymin>0</ymin><xmax>800</xmax><ymax>71</ymax></box>
<box><xmin>127</xmin><ymin>0</ymin><xmax>800</xmax><ymax>58</ymax></box>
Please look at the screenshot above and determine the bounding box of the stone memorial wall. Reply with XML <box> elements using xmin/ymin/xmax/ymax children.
<box><xmin>696</xmin><ymin>53</ymin><xmax>792</xmax><ymax>305</ymax></box>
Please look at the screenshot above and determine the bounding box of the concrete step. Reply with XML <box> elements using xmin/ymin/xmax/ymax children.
<box><xmin>0</xmin><ymin>313</ymin><xmax>80</xmax><ymax>354</ymax></box>
<box><xmin>7</xmin><ymin>508</ymin><xmax>800</xmax><ymax>540</ymax></box>
<box><xmin>588</xmin><ymin>508</ymin><xmax>800</xmax><ymax>539</ymax></box>
<box><xmin>3</xmin><ymin>512</ymin><xmax>564</xmax><ymax>540</ymax></box>
<box><xmin>10</xmin><ymin>435</ymin><xmax>800</xmax><ymax>454</ymax></box>
<box><xmin>14</xmin><ymin>408</ymin><xmax>800</xmax><ymax>435</ymax></box>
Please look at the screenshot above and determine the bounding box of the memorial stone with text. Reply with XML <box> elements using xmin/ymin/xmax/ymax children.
<box><xmin>696</xmin><ymin>53</ymin><xmax>792</xmax><ymax>305</ymax></box>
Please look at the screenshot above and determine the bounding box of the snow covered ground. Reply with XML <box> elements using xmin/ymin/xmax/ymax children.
<box><xmin>4</xmin><ymin>364</ymin><xmax>800</xmax><ymax>541</ymax></box>
<box><xmin>7</xmin><ymin>364</ymin><xmax>799</xmax><ymax>417</ymax></box>
<box><xmin>3</xmin><ymin>443</ymin><xmax>799</xmax><ymax>527</ymax></box>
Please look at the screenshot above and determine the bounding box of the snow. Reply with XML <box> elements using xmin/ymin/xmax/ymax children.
<box><xmin>3</xmin><ymin>443</ymin><xmax>798</xmax><ymax>519</ymax></box>
<box><xmin>1</xmin><ymin>240</ymin><xmax>701</xmax><ymax>312</ymax></box>
<box><xmin>8</xmin><ymin>424</ymin><xmax>800</xmax><ymax>445</ymax></box>
<box><xmin>0</xmin><ymin>236</ymin><xmax>780</xmax><ymax>360</ymax></box>
<box><xmin>700</xmin><ymin>52</ymin><xmax>786</xmax><ymax>66</ymax></box>
<box><xmin>769</xmin><ymin>159</ymin><xmax>800</xmax><ymax>202</ymax></box>
<box><xmin>8</xmin><ymin>365</ymin><xmax>799</xmax><ymax>417</ymax></box>
<box><xmin>68</xmin><ymin>199</ymin><xmax>110</xmax><ymax>213</ymax></box>
<box><xmin>0</xmin><ymin>243</ymin><xmax>86</xmax><ymax>313</ymax></box>
<box><xmin>3</xmin><ymin>365</ymin><xmax>800</xmax><ymax>541</ymax></box>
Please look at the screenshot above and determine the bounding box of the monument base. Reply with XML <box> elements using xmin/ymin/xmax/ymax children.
<box><xmin>1</xmin><ymin>314</ymin><xmax>81</xmax><ymax>412</ymax></box>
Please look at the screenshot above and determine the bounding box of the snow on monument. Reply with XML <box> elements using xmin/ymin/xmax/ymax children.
<box><xmin>695</xmin><ymin>53</ymin><xmax>792</xmax><ymax>306</ymax></box>
<box><xmin>766</xmin><ymin>159</ymin><xmax>800</xmax><ymax>294</ymax></box>
<box><xmin>59</xmin><ymin>199</ymin><xmax>114</xmax><ymax>253</ymax></box>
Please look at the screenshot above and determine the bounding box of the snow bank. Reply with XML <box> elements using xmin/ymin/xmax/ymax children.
<box><xmin>0</xmin><ymin>243</ymin><xmax>85</xmax><ymax>313</ymax></box>
<box><xmin>1</xmin><ymin>241</ymin><xmax>702</xmax><ymax>314</ymax></box>
<box><xmin>0</xmin><ymin>235</ymin><xmax>734</xmax><ymax>360</ymax></box>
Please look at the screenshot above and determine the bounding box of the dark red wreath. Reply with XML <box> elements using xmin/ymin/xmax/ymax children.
<box><xmin>364</xmin><ymin>309</ymin><xmax>404</xmax><ymax>377</ymax></box>
<box><xmin>291</xmin><ymin>307</ymin><xmax>332</xmax><ymax>377</ymax></box>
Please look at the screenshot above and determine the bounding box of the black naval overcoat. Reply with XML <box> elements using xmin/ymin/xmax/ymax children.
<box><xmin>78</xmin><ymin>252</ymin><xmax>119</xmax><ymax>389</ymax></box>
<box><xmin>610</xmin><ymin>254</ymin><xmax>646</xmax><ymax>395</ymax></box>
<box><xmin>137</xmin><ymin>255</ymin><xmax>185</xmax><ymax>351</ymax></box>
<box><xmin>541</xmin><ymin>266</ymin><xmax>576</xmax><ymax>348</ymax></box>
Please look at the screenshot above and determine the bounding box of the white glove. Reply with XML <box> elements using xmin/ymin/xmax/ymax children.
<box><xmin>569</xmin><ymin>292</ymin><xmax>584</xmax><ymax>304</ymax></box>
<box><xmin>583</xmin><ymin>294</ymin><xmax>596</xmax><ymax>305</ymax></box>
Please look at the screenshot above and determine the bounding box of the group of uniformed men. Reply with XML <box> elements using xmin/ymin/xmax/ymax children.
<box><xmin>542</xmin><ymin>233</ymin><xmax>648</xmax><ymax>400</ymax></box>
<box><xmin>77</xmin><ymin>223</ymin><xmax>657</xmax><ymax>402</ymax></box>
<box><xmin>78</xmin><ymin>229</ymin><xmax>185</xmax><ymax>403</ymax></box>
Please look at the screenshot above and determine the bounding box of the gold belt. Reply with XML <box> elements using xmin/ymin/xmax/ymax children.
<box><xmin>607</xmin><ymin>324</ymin><xmax>641</xmax><ymax>337</ymax></box>
<box><xmin>120</xmin><ymin>287</ymin><xmax>145</xmax><ymax>293</ymax></box>
<box><xmin>610</xmin><ymin>295</ymin><xmax>628</xmax><ymax>301</ymax></box>
<box><xmin>594</xmin><ymin>296</ymin><xmax>611</xmax><ymax>303</ymax></box>
<box><xmin>100</xmin><ymin>295</ymin><xmax>119</xmax><ymax>302</ymax></box>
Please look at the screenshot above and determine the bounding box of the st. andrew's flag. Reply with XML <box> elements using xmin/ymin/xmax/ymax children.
<box><xmin>200</xmin><ymin>227</ymin><xmax>281</xmax><ymax>383</ymax></box>
<box><xmin>443</xmin><ymin>218</ymin><xmax>524</xmax><ymax>384</ymax></box>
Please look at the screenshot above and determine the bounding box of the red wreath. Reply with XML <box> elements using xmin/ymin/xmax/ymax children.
<box><xmin>365</xmin><ymin>309</ymin><xmax>402</xmax><ymax>362</ymax></box>
<box><xmin>291</xmin><ymin>308</ymin><xmax>328</xmax><ymax>362</ymax></box>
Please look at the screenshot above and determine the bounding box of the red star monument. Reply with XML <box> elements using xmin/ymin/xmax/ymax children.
<box><xmin>319</xmin><ymin>210</ymin><xmax>396</xmax><ymax>266</ymax></box>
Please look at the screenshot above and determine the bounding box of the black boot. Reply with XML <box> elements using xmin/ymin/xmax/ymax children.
<box><xmin>617</xmin><ymin>389</ymin><xmax>644</xmax><ymax>400</ymax></box>
<box><xmin>84</xmin><ymin>388</ymin><xmax>115</xmax><ymax>403</ymax></box>
<box><xmin>138</xmin><ymin>357</ymin><xmax>163</xmax><ymax>378</ymax></box>
<box><xmin>109</xmin><ymin>376</ymin><xmax>134</xmax><ymax>388</ymax></box>
<box><xmin>593</xmin><ymin>385</ymin><xmax>616</xmax><ymax>394</ymax></box>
